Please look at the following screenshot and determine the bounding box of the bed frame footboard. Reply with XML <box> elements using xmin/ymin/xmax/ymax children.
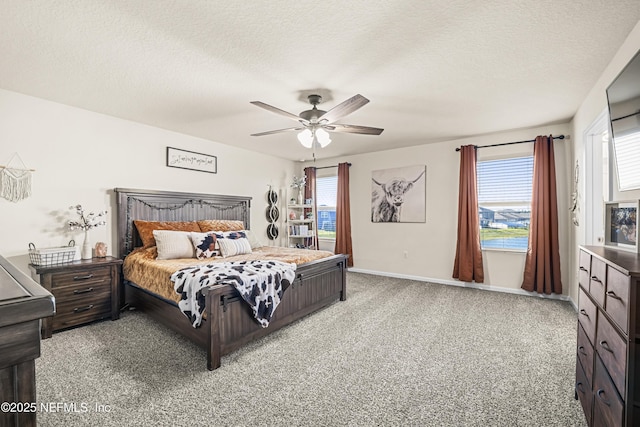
<box><xmin>204</xmin><ymin>254</ymin><xmax>347</xmax><ymax>370</ymax></box>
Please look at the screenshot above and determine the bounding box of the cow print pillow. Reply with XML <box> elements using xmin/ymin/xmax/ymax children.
<box><xmin>190</xmin><ymin>232</ymin><xmax>219</xmax><ymax>259</ymax></box>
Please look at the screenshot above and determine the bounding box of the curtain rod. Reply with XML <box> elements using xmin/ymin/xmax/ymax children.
<box><xmin>454</xmin><ymin>135</ymin><xmax>566</xmax><ymax>152</ymax></box>
<box><xmin>313</xmin><ymin>162</ymin><xmax>352</xmax><ymax>170</ymax></box>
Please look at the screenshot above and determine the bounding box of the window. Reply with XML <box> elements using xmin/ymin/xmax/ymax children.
<box><xmin>477</xmin><ymin>156</ymin><xmax>533</xmax><ymax>250</ymax></box>
<box><xmin>316</xmin><ymin>175</ymin><xmax>337</xmax><ymax>239</ymax></box>
<box><xmin>612</xmin><ymin>130</ymin><xmax>640</xmax><ymax>191</ymax></box>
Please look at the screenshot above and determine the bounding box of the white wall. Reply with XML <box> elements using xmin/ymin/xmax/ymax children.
<box><xmin>304</xmin><ymin>122</ymin><xmax>572</xmax><ymax>295</ymax></box>
<box><xmin>570</xmin><ymin>20</ymin><xmax>640</xmax><ymax>304</ymax></box>
<box><xmin>0</xmin><ymin>89</ymin><xmax>295</xmax><ymax>273</ymax></box>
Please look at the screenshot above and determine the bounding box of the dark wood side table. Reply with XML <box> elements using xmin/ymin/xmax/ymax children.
<box><xmin>29</xmin><ymin>257</ymin><xmax>123</xmax><ymax>339</ymax></box>
<box><xmin>0</xmin><ymin>254</ymin><xmax>55</xmax><ymax>427</ymax></box>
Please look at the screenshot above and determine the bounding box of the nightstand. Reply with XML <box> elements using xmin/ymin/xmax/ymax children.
<box><xmin>29</xmin><ymin>257</ymin><xmax>123</xmax><ymax>338</ymax></box>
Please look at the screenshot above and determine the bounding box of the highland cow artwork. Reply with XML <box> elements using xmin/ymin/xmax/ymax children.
<box><xmin>371</xmin><ymin>165</ymin><xmax>426</xmax><ymax>223</ymax></box>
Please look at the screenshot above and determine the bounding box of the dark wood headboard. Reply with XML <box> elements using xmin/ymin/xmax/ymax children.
<box><xmin>114</xmin><ymin>188</ymin><xmax>252</xmax><ymax>258</ymax></box>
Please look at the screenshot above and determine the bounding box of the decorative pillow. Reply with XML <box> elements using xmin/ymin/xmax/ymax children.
<box><xmin>197</xmin><ymin>220</ymin><xmax>244</xmax><ymax>232</ymax></box>
<box><xmin>213</xmin><ymin>230</ymin><xmax>247</xmax><ymax>240</ymax></box>
<box><xmin>134</xmin><ymin>220</ymin><xmax>201</xmax><ymax>248</ymax></box>
<box><xmin>243</xmin><ymin>229</ymin><xmax>264</xmax><ymax>249</ymax></box>
<box><xmin>153</xmin><ymin>230</ymin><xmax>196</xmax><ymax>260</ymax></box>
<box><xmin>190</xmin><ymin>232</ymin><xmax>220</xmax><ymax>259</ymax></box>
<box><xmin>218</xmin><ymin>237</ymin><xmax>252</xmax><ymax>258</ymax></box>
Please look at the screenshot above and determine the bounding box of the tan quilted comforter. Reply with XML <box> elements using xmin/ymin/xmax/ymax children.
<box><xmin>123</xmin><ymin>246</ymin><xmax>335</xmax><ymax>303</ymax></box>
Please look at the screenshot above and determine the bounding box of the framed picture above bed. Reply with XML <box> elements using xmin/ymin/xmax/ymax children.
<box><xmin>166</xmin><ymin>147</ymin><xmax>217</xmax><ymax>174</ymax></box>
<box><xmin>604</xmin><ymin>200</ymin><xmax>639</xmax><ymax>252</ymax></box>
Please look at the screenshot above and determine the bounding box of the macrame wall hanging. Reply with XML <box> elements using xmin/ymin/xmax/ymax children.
<box><xmin>0</xmin><ymin>153</ymin><xmax>34</xmax><ymax>202</ymax></box>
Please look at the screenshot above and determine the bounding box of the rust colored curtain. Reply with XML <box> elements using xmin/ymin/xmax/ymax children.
<box><xmin>453</xmin><ymin>145</ymin><xmax>484</xmax><ymax>282</ymax></box>
<box><xmin>521</xmin><ymin>135</ymin><xmax>562</xmax><ymax>294</ymax></box>
<box><xmin>335</xmin><ymin>162</ymin><xmax>353</xmax><ymax>266</ymax></box>
<box><xmin>303</xmin><ymin>167</ymin><xmax>319</xmax><ymax>250</ymax></box>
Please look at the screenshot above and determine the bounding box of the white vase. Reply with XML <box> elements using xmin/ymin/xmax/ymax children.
<box><xmin>81</xmin><ymin>231</ymin><xmax>92</xmax><ymax>259</ymax></box>
<box><xmin>298</xmin><ymin>189</ymin><xmax>304</xmax><ymax>205</ymax></box>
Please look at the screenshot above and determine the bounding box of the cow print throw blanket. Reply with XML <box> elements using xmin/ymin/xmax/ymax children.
<box><xmin>171</xmin><ymin>260</ymin><xmax>296</xmax><ymax>328</ymax></box>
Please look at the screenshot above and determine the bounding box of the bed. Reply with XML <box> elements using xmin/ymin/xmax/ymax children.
<box><xmin>115</xmin><ymin>188</ymin><xmax>347</xmax><ymax>370</ymax></box>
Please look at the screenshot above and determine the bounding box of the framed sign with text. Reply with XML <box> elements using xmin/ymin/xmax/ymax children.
<box><xmin>166</xmin><ymin>147</ymin><xmax>217</xmax><ymax>174</ymax></box>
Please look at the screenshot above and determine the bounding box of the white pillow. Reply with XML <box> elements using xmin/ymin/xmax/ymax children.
<box><xmin>243</xmin><ymin>229</ymin><xmax>264</xmax><ymax>249</ymax></box>
<box><xmin>153</xmin><ymin>230</ymin><xmax>196</xmax><ymax>260</ymax></box>
<box><xmin>218</xmin><ymin>237</ymin><xmax>252</xmax><ymax>258</ymax></box>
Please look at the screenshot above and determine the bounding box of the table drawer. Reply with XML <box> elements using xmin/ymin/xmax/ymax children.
<box><xmin>577</xmin><ymin>322</ymin><xmax>594</xmax><ymax>385</ymax></box>
<box><xmin>579</xmin><ymin>250</ymin><xmax>591</xmax><ymax>290</ymax></box>
<box><xmin>575</xmin><ymin>355</ymin><xmax>592</xmax><ymax>426</ymax></box>
<box><xmin>50</xmin><ymin>267</ymin><xmax>111</xmax><ymax>289</ymax></box>
<box><xmin>593</xmin><ymin>355</ymin><xmax>624</xmax><ymax>427</ymax></box>
<box><xmin>605</xmin><ymin>266</ymin><xmax>630</xmax><ymax>335</ymax></box>
<box><xmin>579</xmin><ymin>288</ymin><xmax>597</xmax><ymax>345</ymax></box>
<box><xmin>596</xmin><ymin>314</ymin><xmax>627</xmax><ymax>397</ymax></box>
<box><xmin>51</xmin><ymin>280</ymin><xmax>111</xmax><ymax>304</ymax></box>
<box><xmin>589</xmin><ymin>257</ymin><xmax>606</xmax><ymax>307</ymax></box>
<box><xmin>52</xmin><ymin>299</ymin><xmax>112</xmax><ymax>331</ymax></box>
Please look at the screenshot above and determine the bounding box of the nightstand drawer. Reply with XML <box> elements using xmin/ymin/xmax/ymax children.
<box><xmin>596</xmin><ymin>314</ymin><xmax>627</xmax><ymax>397</ymax></box>
<box><xmin>605</xmin><ymin>266</ymin><xmax>629</xmax><ymax>335</ymax></box>
<box><xmin>51</xmin><ymin>281</ymin><xmax>111</xmax><ymax>304</ymax></box>
<box><xmin>50</xmin><ymin>267</ymin><xmax>111</xmax><ymax>289</ymax></box>
<box><xmin>52</xmin><ymin>299</ymin><xmax>112</xmax><ymax>331</ymax></box>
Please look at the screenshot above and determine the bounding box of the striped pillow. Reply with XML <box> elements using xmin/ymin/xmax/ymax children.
<box><xmin>218</xmin><ymin>237</ymin><xmax>252</xmax><ymax>258</ymax></box>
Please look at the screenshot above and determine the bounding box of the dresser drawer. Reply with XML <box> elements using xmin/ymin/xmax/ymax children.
<box><xmin>579</xmin><ymin>288</ymin><xmax>597</xmax><ymax>345</ymax></box>
<box><xmin>596</xmin><ymin>314</ymin><xmax>627</xmax><ymax>397</ymax></box>
<box><xmin>593</xmin><ymin>354</ymin><xmax>624</xmax><ymax>427</ymax></box>
<box><xmin>577</xmin><ymin>322</ymin><xmax>594</xmax><ymax>386</ymax></box>
<box><xmin>575</xmin><ymin>355</ymin><xmax>592</xmax><ymax>426</ymax></box>
<box><xmin>605</xmin><ymin>266</ymin><xmax>630</xmax><ymax>335</ymax></box>
<box><xmin>51</xmin><ymin>299</ymin><xmax>112</xmax><ymax>331</ymax></box>
<box><xmin>50</xmin><ymin>267</ymin><xmax>111</xmax><ymax>289</ymax></box>
<box><xmin>579</xmin><ymin>250</ymin><xmax>591</xmax><ymax>290</ymax></box>
<box><xmin>589</xmin><ymin>257</ymin><xmax>606</xmax><ymax>307</ymax></box>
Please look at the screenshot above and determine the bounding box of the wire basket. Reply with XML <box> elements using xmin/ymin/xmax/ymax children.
<box><xmin>28</xmin><ymin>240</ymin><xmax>76</xmax><ymax>266</ymax></box>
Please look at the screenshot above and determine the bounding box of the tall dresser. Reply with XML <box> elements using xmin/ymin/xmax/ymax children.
<box><xmin>576</xmin><ymin>246</ymin><xmax>640</xmax><ymax>426</ymax></box>
<box><xmin>0</xmin><ymin>255</ymin><xmax>55</xmax><ymax>427</ymax></box>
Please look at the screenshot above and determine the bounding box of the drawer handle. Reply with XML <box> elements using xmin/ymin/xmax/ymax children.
<box><xmin>73</xmin><ymin>304</ymin><xmax>94</xmax><ymax>313</ymax></box>
<box><xmin>579</xmin><ymin>309</ymin><xmax>589</xmax><ymax>317</ymax></box>
<box><xmin>590</xmin><ymin>276</ymin><xmax>602</xmax><ymax>283</ymax></box>
<box><xmin>606</xmin><ymin>291</ymin><xmax>622</xmax><ymax>300</ymax></box>
<box><xmin>73</xmin><ymin>287</ymin><xmax>94</xmax><ymax>295</ymax></box>
<box><xmin>73</xmin><ymin>274</ymin><xmax>94</xmax><ymax>281</ymax></box>
<box><xmin>599</xmin><ymin>340</ymin><xmax>614</xmax><ymax>353</ymax></box>
<box><xmin>577</xmin><ymin>345</ymin><xmax>587</xmax><ymax>356</ymax></box>
<box><xmin>575</xmin><ymin>381</ymin><xmax>585</xmax><ymax>394</ymax></box>
<box><xmin>597</xmin><ymin>389</ymin><xmax>611</xmax><ymax>406</ymax></box>
<box><xmin>579</xmin><ymin>266</ymin><xmax>588</xmax><ymax>272</ymax></box>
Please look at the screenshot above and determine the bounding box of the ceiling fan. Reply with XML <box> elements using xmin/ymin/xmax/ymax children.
<box><xmin>250</xmin><ymin>94</ymin><xmax>384</xmax><ymax>149</ymax></box>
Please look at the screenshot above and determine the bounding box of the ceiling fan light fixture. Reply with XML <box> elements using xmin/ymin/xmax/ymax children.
<box><xmin>297</xmin><ymin>129</ymin><xmax>313</xmax><ymax>148</ymax></box>
<box><xmin>316</xmin><ymin>128</ymin><xmax>332</xmax><ymax>147</ymax></box>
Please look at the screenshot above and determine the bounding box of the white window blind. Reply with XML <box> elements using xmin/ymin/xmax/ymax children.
<box><xmin>613</xmin><ymin>131</ymin><xmax>640</xmax><ymax>191</ymax></box>
<box><xmin>477</xmin><ymin>156</ymin><xmax>533</xmax><ymax>250</ymax></box>
<box><xmin>316</xmin><ymin>176</ymin><xmax>337</xmax><ymax>238</ymax></box>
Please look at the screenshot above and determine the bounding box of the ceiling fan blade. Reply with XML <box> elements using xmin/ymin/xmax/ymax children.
<box><xmin>326</xmin><ymin>124</ymin><xmax>384</xmax><ymax>135</ymax></box>
<box><xmin>251</xmin><ymin>127</ymin><xmax>305</xmax><ymax>137</ymax></box>
<box><xmin>250</xmin><ymin>101</ymin><xmax>308</xmax><ymax>125</ymax></box>
<box><xmin>318</xmin><ymin>94</ymin><xmax>370</xmax><ymax>124</ymax></box>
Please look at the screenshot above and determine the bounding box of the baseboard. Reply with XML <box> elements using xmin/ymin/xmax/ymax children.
<box><xmin>348</xmin><ymin>267</ymin><xmax>577</xmax><ymax>308</ymax></box>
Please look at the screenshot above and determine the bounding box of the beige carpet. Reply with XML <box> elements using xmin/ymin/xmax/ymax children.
<box><xmin>35</xmin><ymin>272</ymin><xmax>586</xmax><ymax>426</ymax></box>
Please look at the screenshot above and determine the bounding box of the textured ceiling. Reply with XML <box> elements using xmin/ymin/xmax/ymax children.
<box><xmin>1</xmin><ymin>1</ymin><xmax>639</xmax><ymax>161</ymax></box>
